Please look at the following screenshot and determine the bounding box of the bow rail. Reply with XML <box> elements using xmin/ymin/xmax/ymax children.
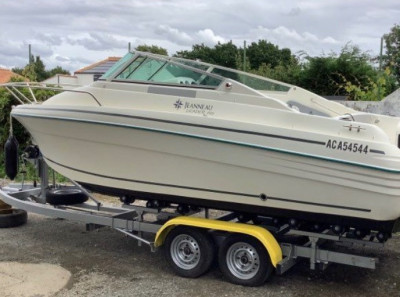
<box><xmin>0</xmin><ymin>82</ymin><xmax>102</xmax><ymax>106</ymax></box>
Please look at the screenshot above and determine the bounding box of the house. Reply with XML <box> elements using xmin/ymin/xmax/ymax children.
<box><xmin>74</xmin><ymin>57</ymin><xmax>121</xmax><ymax>82</ymax></box>
<box><xmin>0</xmin><ymin>68</ymin><xmax>27</xmax><ymax>83</ymax></box>
<box><xmin>41</xmin><ymin>74</ymin><xmax>79</xmax><ymax>87</ymax></box>
<box><xmin>42</xmin><ymin>57</ymin><xmax>121</xmax><ymax>87</ymax></box>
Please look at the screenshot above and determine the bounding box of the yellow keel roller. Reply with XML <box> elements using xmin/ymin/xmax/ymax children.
<box><xmin>154</xmin><ymin>216</ymin><xmax>282</xmax><ymax>267</ymax></box>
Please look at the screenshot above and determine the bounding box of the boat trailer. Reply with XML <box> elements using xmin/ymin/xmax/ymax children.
<box><xmin>0</xmin><ymin>157</ymin><xmax>383</xmax><ymax>286</ymax></box>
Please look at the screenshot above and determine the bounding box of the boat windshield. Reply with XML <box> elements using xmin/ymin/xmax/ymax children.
<box><xmin>210</xmin><ymin>68</ymin><xmax>290</xmax><ymax>92</ymax></box>
<box><xmin>101</xmin><ymin>54</ymin><xmax>222</xmax><ymax>88</ymax></box>
<box><xmin>174</xmin><ymin>57</ymin><xmax>291</xmax><ymax>92</ymax></box>
<box><xmin>101</xmin><ymin>52</ymin><xmax>135</xmax><ymax>79</ymax></box>
<box><xmin>101</xmin><ymin>52</ymin><xmax>291</xmax><ymax>92</ymax></box>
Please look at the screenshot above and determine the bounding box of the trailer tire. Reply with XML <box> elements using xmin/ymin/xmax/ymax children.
<box><xmin>164</xmin><ymin>226</ymin><xmax>214</xmax><ymax>278</ymax></box>
<box><xmin>46</xmin><ymin>187</ymin><xmax>88</xmax><ymax>205</ymax></box>
<box><xmin>0</xmin><ymin>209</ymin><xmax>27</xmax><ymax>228</ymax></box>
<box><xmin>219</xmin><ymin>234</ymin><xmax>273</xmax><ymax>286</ymax></box>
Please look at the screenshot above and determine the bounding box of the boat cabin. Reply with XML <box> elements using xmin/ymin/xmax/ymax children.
<box><xmin>99</xmin><ymin>51</ymin><xmax>353</xmax><ymax>118</ymax></box>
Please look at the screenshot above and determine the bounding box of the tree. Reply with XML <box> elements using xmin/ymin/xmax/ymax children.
<box><xmin>47</xmin><ymin>66</ymin><xmax>70</xmax><ymax>77</ymax></box>
<box><xmin>135</xmin><ymin>45</ymin><xmax>168</xmax><ymax>56</ymax></box>
<box><xmin>33</xmin><ymin>56</ymin><xmax>47</xmax><ymax>81</ymax></box>
<box><xmin>246</xmin><ymin>40</ymin><xmax>295</xmax><ymax>70</ymax></box>
<box><xmin>211</xmin><ymin>42</ymin><xmax>238</xmax><ymax>68</ymax></box>
<box><xmin>337</xmin><ymin>67</ymin><xmax>393</xmax><ymax>101</ymax></box>
<box><xmin>383</xmin><ymin>24</ymin><xmax>400</xmax><ymax>85</ymax></box>
<box><xmin>251</xmin><ymin>61</ymin><xmax>301</xmax><ymax>86</ymax></box>
<box><xmin>21</xmin><ymin>62</ymin><xmax>37</xmax><ymax>81</ymax></box>
<box><xmin>0</xmin><ymin>75</ymin><xmax>58</xmax><ymax>155</ymax></box>
<box><xmin>175</xmin><ymin>43</ymin><xmax>216</xmax><ymax>63</ymax></box>
<box><xmin>13</xmin><ymin>57</ymin><xmax>70</xmax><ymax>82</ymax></box>
<box><xmin>175</xmin><ymin>42</ymin><xmax>239</xmax><ymax>68</ymax></box>
<box><xmin>175</xmin><ymin>40</ymin><xmax>299</xmax><ymax>72</ymax></box>
<box><xmin>297</xmin><ymin>44</ymin><xmax>382</xmax><ymax>98</ymax></box>
<box><xmin>0</xmin><ymin>77</ymin><xmax>32</xmax><ymax>160</ymax></box>
<box><xmin>11</xmin><ymin>67</ymin><xmax>24</xmax><ymax>76</ymax></box>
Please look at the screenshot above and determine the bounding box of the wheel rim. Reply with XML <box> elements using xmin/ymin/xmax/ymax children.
<box><xmin>226</xmin><ymin>242</ymin><xmax>260</xmax><ymax>280</ymax></box>
<box><xmin>170</xmin><ymin>234</ymin><xmax>201</xmax><ymax>270</ymax></box>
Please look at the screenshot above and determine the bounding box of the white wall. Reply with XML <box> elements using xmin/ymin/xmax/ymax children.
<box><xmin>42</xmin><ymin>75</ymin><xmax>79</xmax><ymax>86</ymax></box>
<box><xmin>42</xmin><ymin>74</ymin><xmax>95</xmax><ymax>88</ymax></box>
<box><xmin>339</xmin><ymin>89</ymin><xmax>400</xmax><ymax>116</ymax></box>
<box><xmin>75</xmin><ymin>74</ymin><xmax>94</xmax><ymax>86</ymax></box>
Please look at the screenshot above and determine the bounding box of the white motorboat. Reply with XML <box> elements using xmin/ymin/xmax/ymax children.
<box><xmin>8</xmin><ymin>51</ymin><xmax>400</xmax><ymax>235</ymax></box>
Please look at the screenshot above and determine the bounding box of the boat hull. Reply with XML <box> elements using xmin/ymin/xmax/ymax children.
<box><xmin>12</xmin><ymin>106</ymin><xmax>400</xmax><ymax>232</ymax></box>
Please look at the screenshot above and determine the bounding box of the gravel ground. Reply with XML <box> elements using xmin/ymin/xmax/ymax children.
<box><xmin>1</xmin><ymin>199</ymin><xmax>400</xmax><ymax>297</ymax></box>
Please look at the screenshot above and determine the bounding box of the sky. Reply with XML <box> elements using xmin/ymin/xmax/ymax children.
<box><xmin>0</xmin><ymin>0</ymin><xmax>399</xmax><ymax>73</ymax></box>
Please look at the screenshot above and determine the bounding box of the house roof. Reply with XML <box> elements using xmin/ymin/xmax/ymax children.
<box><xmin>0</xmin><ymin>68</ymin><xmax>27</xmax><ymax>83</ymax></box>
<box><xmin>74</xmin><ymin>57</ymin><xmax>121</xmax><ymax>75</ymax></box>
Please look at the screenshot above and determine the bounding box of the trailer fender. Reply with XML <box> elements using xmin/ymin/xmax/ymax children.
<box><xmin>154</xmin><ymin>216</ymin><xmax>282</xmax><ymax>267</ymax></box>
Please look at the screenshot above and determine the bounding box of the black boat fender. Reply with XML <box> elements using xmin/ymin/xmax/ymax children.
<box><xmin>4</xmin><ymin>135</ymin><xmax>19</xmax><ymax>180</ymax></box>
<box><xmin>46</xmin><ymin>187</ymin><xmax>89</xmax><ymax>205</ymax></box>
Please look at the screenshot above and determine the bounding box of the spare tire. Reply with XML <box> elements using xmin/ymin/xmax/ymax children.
<box><xmin>46</xmin><ymin>187</ymin><xmax>88</xmax><ymax>205</ymax></box>
<box><xmin>0</xmin><ymin>209</ymin><xmax>27</xmax><ymax>228</ymax></box>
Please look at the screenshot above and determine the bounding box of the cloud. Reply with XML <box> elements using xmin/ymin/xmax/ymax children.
<box><xmin>28</xmin><ymin>43</ymin><xmax>54</xmax><ymax>58</ymax></box>
<box><xmin>44</xmin><ymin>54</ymin><xmax>96</xmax><ymax>73</ymax></box>
<box><xmin>155</xmin><ymin>25</ymin><xmax>192</xmax><ymax>46</ymax></box>
<box><xmin>0</xmin><ymin>54</ymin><xmax>27</xmax><ymax>70</ymax></box>
<box><xmin>155</xmin><ymin>25</ymin><xmax>226</xmax><ymax>47</ymax></box>
<box><xmin>35</xmin><ymin>33</ymin><xmax>63</xmax><ymax>46</ymax></box>
<box><xmin>55</xmin><ymin>55</ymin><xmax>70</xmax><ymax>62</ymax></box>
<box><xmin>287</xmin><ymin>7</ymin><xmax>301</xmax><ymax>17</ymax></box>
<box><xmin>66</xmin><ymin>33</ymin><xmax>127</xmax><ymax>51</ymax></box>
<box><xmin>322</xmin><ymin>37</ymin><xmax>338</xmax><ymax>44</ymax></box>
<box><xmin>197</xmin><ymin>29</ymin><xmax>226</xmax><ymax>45</ymax></box>
<box><xmin>0</xmin><ymin>41</ymin><xmax>27</xmax><ymax>57</ymax></box>
<box><xmin>0</xmin><ymin>40</ymin><xmax>53</xmax><ymax>65</ymax></box>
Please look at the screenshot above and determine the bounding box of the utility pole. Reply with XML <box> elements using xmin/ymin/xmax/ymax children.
<box><xmin>128</xmin><ymin>42</ymin><xmax>131</xmax><ymax>52</ymax></box>
<box><xmin>379</xmin><ymin>36</ymin><xmax>384</xmax><ymax>71</ymax></box>
<box><xmin>28</xmin><ymin>44</ymin><xmax>33</xmax><ymax>64</ymax></box>
<box><xmin>378</xmin><ymin>35</ymin><xmax>385</xmax><ymax>100</ymax></box>
<box><xmin>243</xmin><ymin>40</ymin><xmax>247</xmax><ymax>72</ymax></box>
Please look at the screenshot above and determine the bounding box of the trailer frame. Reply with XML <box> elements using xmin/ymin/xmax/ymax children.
<box><xmin>0</xmin><ymin>158</ymin><xmax>383</xmax><ymax>284</ymax></box>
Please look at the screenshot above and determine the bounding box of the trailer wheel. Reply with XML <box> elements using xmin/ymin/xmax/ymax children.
<box><xmin>218</xmin><ymin>234</ymin><xmax>273</xmax><ymax>286</ymax></box>
<box><xmin>46</xmin><ymin>187</ymin><xmax>88</xmax><ymax>205</ymax></box>
<box><xmin>164</xmin><ymin>226</ymin><xmax>214</xmax><ymax>278</ymax></box>
<box><xmin>0</xmin><ymin>209</ymin><xmax>27</xmax><ymax>228</ymax></box>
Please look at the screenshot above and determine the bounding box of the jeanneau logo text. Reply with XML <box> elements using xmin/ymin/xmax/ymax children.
<box><xmin>173</xmin><ymin>99</ymin><xmax>214</xmax><ymax>117</ymax></box>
